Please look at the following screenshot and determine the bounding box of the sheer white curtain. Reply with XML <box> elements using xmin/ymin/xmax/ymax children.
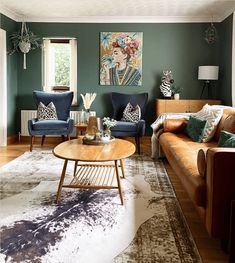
<box><xmin>70</xmin><ymin>39</ymin><xmax>77</xmax><ymax>105</ymax></box>
<box><xmin>232</xmin><ymin>12</ymin><xmax>235</xmax><ymax>107</ymax></box>
<box><xmin>42</xmin><ymin>39</ymin><xmax>53</xmax><ymax>92</ymax></box>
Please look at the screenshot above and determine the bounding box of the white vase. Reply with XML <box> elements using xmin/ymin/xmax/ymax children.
<box><xmin>84</xmin><ymin>109</ymin><xmax>90</xmax><ymax>123</ymax></box>
<box><xmin>174</xmin><ymin>93</ymin><xmax>180</xmax><ymax>100</ymax></box>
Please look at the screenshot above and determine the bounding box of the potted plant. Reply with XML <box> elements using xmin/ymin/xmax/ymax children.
<box><xmin>102</xmin><ymin>117</ymin><xmax>117</xmax><ymax>139</ymax></box>
<box><xmin>171</xmin><ymin>85</ymin><xmax>183</xmax><ymax>100</ymax></box>
<box><xmin>9</xmin><ymin>22</ymin><xmax>41</xmax><ymax>69</ymax></box>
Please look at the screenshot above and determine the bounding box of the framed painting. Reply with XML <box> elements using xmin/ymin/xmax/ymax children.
<box><xmin>100</xmin><ymin>32</ymin><xmax>143</xmax><ymax>86</ymax></box>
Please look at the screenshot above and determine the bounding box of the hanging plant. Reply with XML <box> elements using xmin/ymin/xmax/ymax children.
<box><xmin>9</xmin><ymin>22</ymin><xmax>41</xmax><ymax>69</ymax></box>
<box><xmin>204</xmin><ymin>22</ymin><xmax>218</xmax><ymax>44</ymax></box>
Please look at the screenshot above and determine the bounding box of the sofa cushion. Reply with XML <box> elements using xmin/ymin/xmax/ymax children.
<box><xmin>111</xmin><ymin>121</ymin><xmax>137</xmax><ymax>132</ymax></box>
<box><xmin>33</xmin><ymin>120</ymin><xmax>68</xmax><ymax>130</ymax></box>
<box><xmin>163</xmin><ymin>118</ymin><xmax>188</xmax><ymax>133</ymax></box>
<box><xmin>193</xmin><ymin>104</ymin><xmax>223</xmax><ymax>142</ymax></box>
<box><xmin>218</xmin><ymin>130</ymin><xmax>235</xmax><ymax>148</ymax></box>
<box><xmin>221</xmin><ymin>114</ymin><xmax>235</xmax><ymax>134</ymax></box>
<box><xmin>213</xmin><ymin>108</ymin><xmax>235</xmax><ymax>141</ymax></box>
<box><xmin>186</xmin><ymin>116</ymin><xmax>207</xmax><ymax>142</ymax></box>
<box><xmin>159</xmin><ymin>132</ymin><xmax>214</xmax><ymax>207</ymax></box>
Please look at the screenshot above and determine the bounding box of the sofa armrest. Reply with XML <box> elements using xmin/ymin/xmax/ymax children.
<box><xmin>197</xmin><ymin>148</ymin><xmax>208</xmax><ymax>178</ymax></box>
<box><xmin>205</xmin><ymin>147</ymin><xmax>235</xmax><ymax>238</ymax></box>
<box><xmin>163</xmin><ymin>118</ymin><xmax>188</xmax><ymax>133</ymax></box>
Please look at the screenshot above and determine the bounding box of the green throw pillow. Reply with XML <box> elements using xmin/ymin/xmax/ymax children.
<box><xmin>218</xmin><ymin>130</ymin><xmax>235</xmax><ymax>148</ymax></box>
<box><xmin>186</xmin><ymin>116</ymin><xmax>207</xmax><ymax>142</ymax></box>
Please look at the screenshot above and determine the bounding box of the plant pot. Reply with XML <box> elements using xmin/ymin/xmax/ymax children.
<box><xmin>103</xmin><ymin>128</ymin><xmax>111</xmax><ymax>140</ymax></box>
<box><xmin>174</xmin><ymin>93</ymin><xmax>180</xmax><ymax>100</ymax></box>
<box><xmin>19</xmin><ymin>41</ymin><xmax>31</xmax><ymax>53</ymax></box>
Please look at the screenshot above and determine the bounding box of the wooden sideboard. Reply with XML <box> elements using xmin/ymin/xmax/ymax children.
<box><xmin>156</xmin><ymin>99</ymin><xmax>222</xmax><ymax>117</ymax></box>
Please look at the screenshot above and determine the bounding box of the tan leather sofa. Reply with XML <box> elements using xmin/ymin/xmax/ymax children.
<box><xmin>159</xmin><ymin>108</ymin><xmax>235</xmax><ymax>239</ymax></box>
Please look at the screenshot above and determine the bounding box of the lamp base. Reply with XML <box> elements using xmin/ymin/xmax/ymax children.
<box><xmin>200</xmin><ymin>80</ymin><xmax>211</xmax><ymax>99</ymax></box>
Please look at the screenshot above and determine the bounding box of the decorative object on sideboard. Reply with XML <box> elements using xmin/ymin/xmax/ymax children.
<box><xmin>198</xmin><ymin>66</ymin><xmax>219</xmax><ymax>99</ymax></box>
<box><xmin>205</xmin><ymin>22</ymin><xmax>218</xmax><ymax>44</ymax></box>
<box><xmin>159</xmin><ymin>70</ymin><xmax>174</xmax><ymax>99</ymax></box>
<box><xmin>8</xmin><ymin>22</ymin><xmax>41</xmax><ymax>69</ymax></box>
<box><xmin>170</xmin><ymin>85</ymin><xmax>183</xmax><ymax>100</ymax></box>
<box><xmin>80</xmin><ymin>93</ymin><xmax>96</xmax><ymax>122</ymax></box>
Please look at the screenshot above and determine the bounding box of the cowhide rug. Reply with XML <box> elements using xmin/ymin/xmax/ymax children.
<box><xmin>0</xmin><ymin>150</ymin><xmax>202</xmax><ymax>263</ymax></box>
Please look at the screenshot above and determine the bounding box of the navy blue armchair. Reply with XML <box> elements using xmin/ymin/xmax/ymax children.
<box><xmin>110</xmin><ymin>92</ymin><xmax>148</xmax><ymax>154</ymax></box>
<box><xmin>28</xmin><ymin>91</ymin><xmax>74</xmax><ymax>151</ymax></box>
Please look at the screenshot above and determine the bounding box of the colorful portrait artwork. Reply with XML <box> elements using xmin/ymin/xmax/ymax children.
<box><xmin>100</xmin><ymin>32</ymin><xmax>143</xmax><ymax>86</ymax></box>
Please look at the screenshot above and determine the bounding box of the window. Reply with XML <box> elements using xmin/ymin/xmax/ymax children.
<box><xmin>42</xmin><ymin>38</ymin><xmax>77</xmax><ymax>105</ymax></box>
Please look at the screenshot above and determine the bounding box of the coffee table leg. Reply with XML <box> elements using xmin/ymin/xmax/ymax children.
<box><xmin>56</xmin><ymin>159</ymin><xmax>68</xmax><ymax>204</ymax></box>
<box><xmin>119</xmin><ymin>159</ymin><xmax>125</xmax><ymax>178</ymax></box>
<box><xmin>73</xmin><ymin>161</ymin><xmax>78</xmax><ymax>177</ymax></box>
<box><xmin>115</xmin><ymin>160</ymin><xmax>124</xmax><ymax>205</ymax></box>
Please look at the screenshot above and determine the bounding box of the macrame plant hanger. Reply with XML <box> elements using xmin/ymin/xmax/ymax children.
<box><xmin>205</xmin><ymin>15</ymin><xmax>218</xmax><ymax>44</ymax></box>
<box><xmin>19</xmin><ymin>22</ymin><xmax>31</xmax><ymax>69</ymax></box>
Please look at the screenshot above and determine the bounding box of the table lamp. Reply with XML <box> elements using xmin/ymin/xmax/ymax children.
<box><xmin>198</xmin><ymin>66</ymin><xmax>219</xmax><ymax>98</ymax></box>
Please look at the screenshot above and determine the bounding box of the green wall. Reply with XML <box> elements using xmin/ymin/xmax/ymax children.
<box><xmin>1</xmin><ymin>15</ymin><xmax>233</xmax><ymax>136</ymax></box>
<box><xmin>17</xmin><ymin>22</ymin><xmax>220</xmax><ymax>135</ymax></box>
<box><xmin>0</xmin><ymin>14</ymin><xmax>19</xmax><ymax>136</ymax></box>
<box><xmin>219</xmin><ymin>13</ymin><xmax>233</xmax><ymax>105</ymax></box>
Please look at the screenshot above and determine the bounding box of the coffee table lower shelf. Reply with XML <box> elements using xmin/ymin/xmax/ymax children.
<box><xmin>56</xmin><ymin>160</ymin><xmax>125</xmax><ymax>205</ymax></box>
<box><xmin>65</xmin><ymin>164</ymin><xmax>119</xmax><ymax>189</ymax></box>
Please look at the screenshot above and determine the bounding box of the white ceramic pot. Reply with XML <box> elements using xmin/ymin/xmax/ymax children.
<box><xmin>19</xmin><ymin>41</ymin><xmax>31</xmax><ymax>53</ymax></box>
<box><xmin>174</xmin><ymin>93</ymin><xmax>180</xmax><ymax>100</ymax></box>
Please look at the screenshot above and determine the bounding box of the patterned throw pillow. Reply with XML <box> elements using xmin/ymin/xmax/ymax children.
<box><xmin>185</xmin><ymin>116</ymin><xmax>207</xmax><ymax>142</ymax></box>
<box><xmin>37</xmin><ymin>102</ymin><xmax>58</xmax><ymax>120</ymax></box>
<box><xmin>218</xmin><ymin>130</ymin><xmax>235</xmax><ymax>148</ymax></box>
<box><xmin>121</xmin><ymin>102</ymin><xmax>141</xmax><ymax>123</ymax></box>
<box><xmin>192</xmin><ymin>104</ymin><xmax>223</xmax><ymax>142</ymax></box>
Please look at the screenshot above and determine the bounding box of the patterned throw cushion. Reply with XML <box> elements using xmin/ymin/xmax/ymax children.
<box><xmin>37</xmin><ymin>102</ymin><xmax>58</xmax><ymax>120</ymax></box>
<box><xmin>218</xmin><ymin>130</ymin><xmax>235</xmax><ymax>148</ymax></box>
<box><xmin>193</xmin><ymin>104</ymin><xmax>223</xmax><ymax>142</ymax></box>
<box><xmin>185</xmin><ymin>116</ymin><xmax>207</xmax><ymax>142</ymax></box>
<box><xmin>121</xmin><ymin>102</ymin><xmax>141</xmax><ymax>123</ymax></box>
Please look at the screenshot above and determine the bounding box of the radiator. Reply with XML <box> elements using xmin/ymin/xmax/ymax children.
<box><xmin>21</xmin><ymin>110</ymin><xmax>80</xmax><ymax>136</ymax></box>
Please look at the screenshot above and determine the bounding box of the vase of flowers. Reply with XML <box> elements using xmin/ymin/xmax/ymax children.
<box><xmin>102</xmin><ymin>117</ymin><xmax>117</xmax><ymax>140</ymax></box>
<box><xmin>81</xmin><ymin>93</ymin><xmax>96</xmax><ymax>122</ymax></box>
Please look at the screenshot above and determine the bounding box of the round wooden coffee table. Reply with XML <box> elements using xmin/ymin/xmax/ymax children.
<box><xmin>53</xmin><ymin>138</ymin><xmax>135</xmax><ymax>205</ymax></box>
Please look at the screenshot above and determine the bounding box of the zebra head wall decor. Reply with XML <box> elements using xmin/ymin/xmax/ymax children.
<box><xmin>159</xmin><ymin>70</ymin><xmax>174</xmax><ymax>98</ymax></box>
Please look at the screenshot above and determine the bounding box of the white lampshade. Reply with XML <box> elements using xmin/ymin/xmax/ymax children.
<box><xmin>198</xmin><ymin>66</ymin><xmax>219</xmax><ymax>80</ymax></box>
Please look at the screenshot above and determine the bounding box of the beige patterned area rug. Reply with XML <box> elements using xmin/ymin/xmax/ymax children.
<box><xmin>0</xmin><ymin>151</ymin><xmax>202</xmax><ymax>263</ymax></box>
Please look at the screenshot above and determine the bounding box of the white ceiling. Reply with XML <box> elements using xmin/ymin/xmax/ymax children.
<box><xmin>0</xmin><ymin>0</ymin><xmax>234</xmax><ymax>23</ymax></box>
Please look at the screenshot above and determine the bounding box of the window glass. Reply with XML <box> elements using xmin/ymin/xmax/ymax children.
<box><xmin>43</xmin><ymin>38</ymin><xmax>77</xmax><ymax>105</ymax></box>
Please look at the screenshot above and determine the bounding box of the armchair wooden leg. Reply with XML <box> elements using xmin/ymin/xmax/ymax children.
<box><xmin>135</xmin><ymin>137</ymin><xmax>141</xmax><ymax>154</ymax></box>
<box><xmin>61</xmin><ymin>135</ymin><xmax>65</xmax><ymax>142</ymax></box>
<box><xmin>30</xmin><ymin>136</ymin><xmax>34</xmax><ymax>152</ymax></box>
<box><xmin>41</xmin><ymin>135</ymin><xmax>46</xmax><ymax>146</ymax></box>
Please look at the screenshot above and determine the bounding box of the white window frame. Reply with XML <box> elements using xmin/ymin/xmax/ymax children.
<box><xmin>42</xmin><ymin>38</ymin><xmax>77</xmax><ymax>105</ymax></box>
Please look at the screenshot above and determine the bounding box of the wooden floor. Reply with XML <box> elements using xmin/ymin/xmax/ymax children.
<box><xmin>0</xmin><ymin>136</ymin><xmax>229</xmax><ymax>263</ymax></box>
